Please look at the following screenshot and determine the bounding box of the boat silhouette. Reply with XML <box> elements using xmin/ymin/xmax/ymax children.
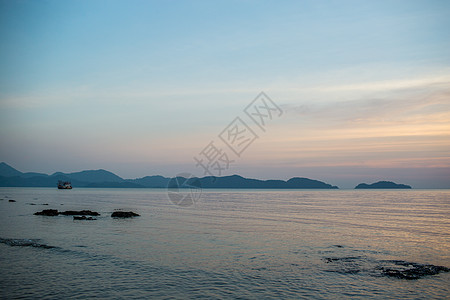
<box><xmin>57</xmin><ymin>180</ymin><xmax>72</xmax><ymax>189</ymax></box>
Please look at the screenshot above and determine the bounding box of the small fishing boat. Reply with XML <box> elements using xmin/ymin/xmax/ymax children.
<box><xmin>57</xmin><ymin>180</ymin><xmax>72</xmax><ymax>189</ymax></box>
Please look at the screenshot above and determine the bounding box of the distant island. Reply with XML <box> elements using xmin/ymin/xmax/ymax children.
<box><xmin>0</xmin><ymin>162</ymin><xmax>338</xmax><ymax>189</ymax></box>
<box><xmin>355</xmin><ymin>181</ymin><xmax>412</xmax><ymax>189</ymax></box>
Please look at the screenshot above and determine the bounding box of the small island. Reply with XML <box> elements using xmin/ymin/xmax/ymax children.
<box><xmin>355</xmin><ymin>181</ymin><xmax>412</xmax><ymax>189</ymax></box>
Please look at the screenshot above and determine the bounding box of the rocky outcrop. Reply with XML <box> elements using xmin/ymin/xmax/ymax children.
<box><xmin>34</xmin><ymin>209</ymin><xmax>59</xmax><ymax>216</ymax></box>
<box><xmin>0</xmin><ymin>238</ymin><xmax>56</xmax><ymax>249</ymax></box>
<box><xmin>323</xmin><ymin>255</ymin><xmax>449</xmax><ymax>279</ymax></box>
<box><xmin>34</xmin><ymin>209</ymin><xmax>99</xmax><ymax>216</ymax></box>
<box><xmin>379</xmin><ymin>261</ymin><xmax>450</xmax><ymax>279</ymax></box>
<box><xmin>34</xmin><ymin>209</ymin><xmax>140</xmax><ymax>218</ymax></box>
<box><xmin>111</xmin><ymin>211</ymin><xmax>140</xmax><ymax>218</ymax></box>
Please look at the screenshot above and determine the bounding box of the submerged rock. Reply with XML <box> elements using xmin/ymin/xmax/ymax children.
<box><xmin>34</xmin><ymin>209</ymin><xmax>100</xmax><ymax>217</ymax></box>
<box><xmin>111</xmin><ymin>211</ymin><xmax>140</xmax><ymax>218</ymax></box>
<box><xmin>323</xmin><ymin>255</ymin><xmax>449</xmax><ymax>279</ymax></box>
<box><xmin>0</xmin><ymin>238</ymin><xmax>55</xmax><ymax>249</ymax></box>
<box><xmin>73</xmin><ymin>216</ymin><xmax>96</xmax><ymax>220</ymax></box>
<box><xmin>379</xmin><ymin>260</ymin><xmax>450</xmax><ymax>280</ymax></box>
<box><xmin>60</xmin><ymin>210</ymin><xmax>100</xmax><ymax>216</ymax></box>
<box><xmin>34</xmin><ymin>209</ymin><xmax>59</xmax><ymax>216</ymax></box>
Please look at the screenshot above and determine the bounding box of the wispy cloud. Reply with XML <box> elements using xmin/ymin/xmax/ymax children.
<box><xmin>293</xmin><ymin>75</ymin><xmax>450</xmax><ymax>93</ymax></box>
<box><xmin>281</xmin><ymin>79</ymin><xmax>450</xmax><ymax>126</ymax></box>
<box><xmin>238</xmin><ymin>79</ymin><xmax>450</xmax><ymax>172</ymax></box>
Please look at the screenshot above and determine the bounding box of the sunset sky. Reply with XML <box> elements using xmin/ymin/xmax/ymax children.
<box><xmin>1</xmin><ymin>0</ymin><xmax>449</xmax><ymax>188</ymax></box>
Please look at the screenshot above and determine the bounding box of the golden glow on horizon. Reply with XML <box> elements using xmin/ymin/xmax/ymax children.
<box><xmin>236</xmin><ymin>81</ymin><xmax>450</xmax><ymax>171</ymax></box>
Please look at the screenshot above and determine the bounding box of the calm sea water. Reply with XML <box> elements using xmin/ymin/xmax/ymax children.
<box><xmin>0</xmin><ymin>188</ymin><xmax>449</xmax><ymax>299</ymax></box>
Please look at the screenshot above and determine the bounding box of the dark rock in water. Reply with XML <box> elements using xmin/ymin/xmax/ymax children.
<box><xmin>111</xmin><ymin>211</ymin><xmax>140</xmax><ymax>218</ymax></box>
<box><xmin>60</xmin><ymin>210</ymin><xmax>100</xmax><ymax>216</ymax></box>
<box><xmin>0</xmin><ymin>238</ymin><xmax>55</xmax><ymax>249</ymax></box>
<box><xmin>34</xmin><ymin>209</ymin><xmax>59</xmax><ymax>216</ymax></box>
<box><xmin>379</xmin><ymin>260</ymin><xmax>450</xmax><ymax>280</ymax></box>
<box><xmin>8</xmin><ymin>199</ymin><xmax>16</xmax><ymax>202</ymax></box>
<box><xmin>34</xmin><ymin>209</ymin><xmax>100</xmax><ymax>216</ymax></box>
<box><xmin>73</xmin><ymin>216</ymin><xmax>96</xmax><ymax>220</ymax></box>
<box><xmin>323</xmin><ymin>255</ymin><xmax>449</xmax><ymax>279</ymax></box>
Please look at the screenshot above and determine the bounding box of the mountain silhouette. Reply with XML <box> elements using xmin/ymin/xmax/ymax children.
<box><xmin>52</xmin><ymin>169</ymin><xmax>124</xmax><ymax>183</ymax></box>
<box><xmin>195</xmin><ymin>175</ymin><xmax>338</xmax><ymax>189</ymax></box>
<box><xmin>355</xmin><ymin>181</ymin><xmax>412</xmax><ymax>189</ymax></box>
<box><xmin>0</xmin><ymin>162</ymin><xmax>339</xmax><ymax>189</ymax></box>
<box><xmin>0</xmin><ymin>162</ymin><xmax>23</xmax><ymax>177</ymax></box>
<box><xmin>129</xmin><ymin>175</ymin><xmax>169</xmax><ymax>188</ymax></box>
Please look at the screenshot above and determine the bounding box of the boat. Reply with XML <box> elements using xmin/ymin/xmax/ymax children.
<box><xmin>57</xmin><ymin>180</ymin><xmax>72</xmax><ymax>189</ymax></box>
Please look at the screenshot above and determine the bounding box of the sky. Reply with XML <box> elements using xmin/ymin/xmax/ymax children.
<box><xmin>1</xmin><ymin>0</ymin><xmax>449</xmax><ymax>188</ymax></box>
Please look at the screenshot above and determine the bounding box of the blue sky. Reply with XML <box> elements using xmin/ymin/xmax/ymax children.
<box><xmin>1</xmin><ymin>0</ymin><xmax>449</xmax><ymax>188</ymax></box>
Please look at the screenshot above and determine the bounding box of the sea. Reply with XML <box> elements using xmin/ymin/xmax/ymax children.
<box><xmin>0</xmin><ymin>188</ymin><xmax>449</xmax><ymax>299</ymax></box>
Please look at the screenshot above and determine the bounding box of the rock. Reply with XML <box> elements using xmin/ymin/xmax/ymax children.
<box><xmin>111</xmin><ymin>211</ymin><xmax>140</xmax><ymax>218</ymax></box>
<box><xmin>379</xmin><ymin>261</ymin><xmax>450</xmax><ymax>280</ymax></box>
<box><xmin>0</xmin><ymin>238</ymin><xmax>56</xmax><ymax>249</ymax></box>
<box><xmin>323</xmin><ymin>256</ymin><xmax>449</xmax><ymax>279</ymax></box>
<box><xmin>34</xmin><ymin>209</ymin><xmax>100</xmax><ymax>217</ymax></box>
<box><xmin>73</xmin><ymin>216</ymin><xmax>96</xmax><ymax>220</ymax></box>
<box><xmin>60</xmin><ymin>210</ymin><xmax>100</xmax><ymax>216</ymax></box>
<box><xmin>8</xmin><ymin>199</ymin><xmax>16</xmax><ymax>202</ymax></box>
<box><xmin>34</xmin><ymin>209</ymin><xmax>59</xmax><ymax>216</ymax></box>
